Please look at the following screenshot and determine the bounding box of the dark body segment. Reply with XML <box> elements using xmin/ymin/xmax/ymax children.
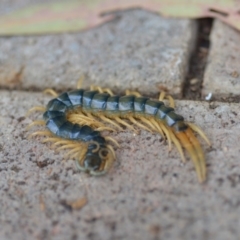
<box><xmin>105</xmin><ymin>96</ymin><xmax>119</xmax><ymax>112</ymax></box>
<box><xmin>67</xmin><ymin>89</ymin><xmax>84</xmax><ymax>106</ymax></box>
<box><xmin>91</xmin><ymin>93</ymin><xmax>110</xmax><ymax>110</ymax></box>
<box><xmin>47</xmin><ymin>99</ymin><xmax>67</xmax><ymax>112</ymax></box>
<box><xmin>144</xmin><ymin>100</ymin><xmax>163</xmax><ymax>116</ymax></box>
<box><xmin>134</xmin><ymin>97</ymin><xmax>148</xmax><ymax>112</ymax></box>
<box><xmin>119</xmin><ymin>95</ymin><xmax>135</xmax><ymax>112</ymax></box>
<box><xmin>82</xmin><ymin>90</ymin><xmax>98</xmax><ymax>109</ymax></box>
<box><xmin>57</xmin><ymin>92</ymin><xmax>72</xmax><ymax>107</ymax></box>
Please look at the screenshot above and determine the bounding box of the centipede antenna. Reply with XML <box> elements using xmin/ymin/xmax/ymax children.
<box><xmin>115</xmin><ymin>117</ymin><xmax>139</xmax><ymax>134</ymax></box>
<box><xmin>105</xmin><ymin>136</ymin><xmax>120</xmax><ymax>148</ymax></box>
<box><xmin>43</xmin><ymin>89</ymin><xmax>58</xmax><ymax>97</ymax></box>
<box><xmin>26</xmin><ymin>106</ymin><xmax>46</xmax><ymax>116</ymax></box>
<box><xmin>99</xmin><ymin>115</ymin><xmax>123</xmax><ymax>131</ymax></box>
<box><xmin>26</xmin><ymin>120</ymin><xmax>46</xmax><ymax>130</ymax></box>
<box><xmin>187</xmin><ymin>122</ymin><xmax>211</xmax><ymax>146</ymax></box>
<box><xmin>128</xmin><ymin>116</ymin><xmax>153</xmax><ymax>133</ymax></box>
<box><xmin>89</xmin><ymin>141</ymin><xmax>100</xmax><ymax>153</ymax></box>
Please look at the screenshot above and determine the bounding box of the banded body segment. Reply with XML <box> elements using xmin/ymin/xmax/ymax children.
<box><xmin>91</xmin><ymin>93</ymin><xmax>110</xmax><ymax>110</ymax></box>
<box><xmin>67</xmin><ymin>89</ymin><xmax>84</xmax><ymax>106</ymax></box>
<box><xmin>82</xmin><ymin>90</ymin><xmax>99</xmax><ymax>109</ymax></box>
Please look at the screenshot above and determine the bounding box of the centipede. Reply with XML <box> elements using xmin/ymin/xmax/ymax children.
<box><xmin>28</xmin><ymin>84</ymin><xmax>210</xmax><ymax>182</ymax></box>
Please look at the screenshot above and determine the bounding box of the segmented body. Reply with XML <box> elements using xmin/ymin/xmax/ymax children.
<box><xmin>42</xmin><ymin>88</ymin><xmax>209</xmax><ymax>182</ymax></box>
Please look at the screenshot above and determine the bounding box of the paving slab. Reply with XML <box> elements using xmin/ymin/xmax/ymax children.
<box><xmin>0</xmin><ymin>8</ymin><xmax>196</xmax><ymax>96</ymax></box>
<box><xmin>1</xmin><ymin>90</ymin><xmax>240</xmax><ymax>240</ymax></box>
<box><xmin>202</xmin><ymin>20</ymin><xmax>240</xmax><ymax>99</ymax></box>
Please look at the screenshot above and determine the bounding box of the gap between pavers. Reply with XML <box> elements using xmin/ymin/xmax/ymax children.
<box><xmin>1</xmin><ymin>90</ymin><xmax>240</xmax><ymax>240</ymax></box>
<box><xmin>0</xmin><ymin>9</ymin><xmax>197</xmax><ymax>97</ymax></box>
<box><xmin>202</xmin><ymin>20</ymin><xmax>240</xmax><ymax>100</ymax></box>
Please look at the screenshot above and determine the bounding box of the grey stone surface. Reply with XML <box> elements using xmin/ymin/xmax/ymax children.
<box><xmin>202</xmin><ymin>20</ymin><xmax>240</xmax><ymax>99</ymax></box>
<box><xmin>0</xmin><ymin>7</ymin><xmax>197</xmax><ymax>96</ymax></box>
<box><xmin>1</xmin><ymin>90</ymin><xmax>240</xmax><ymax>240</ymax></box>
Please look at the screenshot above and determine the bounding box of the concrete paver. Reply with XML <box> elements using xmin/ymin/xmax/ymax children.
<box><xmin>202</xmin><ymin>20</ymin><xmax>240</xmax><ymax>99</ymax></box>
<box><xmin>1</xmin><ymin>90</ymin><xmax>240</xmax><ymax>240</ymax></box>
<box><xmin>0</xmin><ymin>9</ymin><xmax>196</xmax><ymax>96</ymax></box>
<box><xmin>1</xmin><ymin>2</ymin><xmax>240</xmax><ymax>239</ymax></box>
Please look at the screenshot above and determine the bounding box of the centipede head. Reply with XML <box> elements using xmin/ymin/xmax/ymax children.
<box><xmin>76</xmin><ymin>139</ymin><xmax>115</xmax><ymax>176</ymax></box>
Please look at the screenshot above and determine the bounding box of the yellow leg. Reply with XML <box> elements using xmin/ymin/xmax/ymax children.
<box><xmin>70</xmin><ymin>150</ymin><xmax>82</xmax><ymax>160</ymax></box>
<box><xmin>26</xmin><ymin>106</ymin><xmax>46</xmax><ymax>117</ymax></box>
<box><xmin>26</xmin><ymin>120</ymin><xmax>45</xmax><ymax>130</ymax></box>
<box><xmin>128</xmin><ymin>116</ymin><xmax>153</xmax><ymax>133</ymax></box>
<box><xmin>77</xmin><ymin>75</ymin><xmax>84</xmax><ymax>89</ymax></box>
<box><xmin>29</xmin><ymin>130</ymin><xmax>53</xmax><ymax>139</ymax></box>
<box><xmin>168</xmin><ymin>129</ymin><xmax>186</xmax><ymax>162</ymax></box>
<box><xmin>67</xmin><ymin>113</ymin><xmax>105</xmax><ymax>129</ymax></box>
<box><xmin>159</xmin><ymin>92</ymin><xmax>166</xmax><ymax>101</ymax></box>
<box><xmin>99</xmin><ymin>115</ymin><xmax>123</xmax><ymax>131</ymax></box>
<box><xmin>106</xmin><ymin>144</ymin><xmax>116</xmax><ymax>159</ymax></box>
<box><xmin>187</xmin><ymin>122</ymin><xmax>211</xmax><ymax>146</ymax></box>
<box><xmin>149</xmin><ymin>118</ymin><xmax>165</xmax><ymax>138</ymax></box>
<box><xmin>76</xmin><ymin>146</ymin><xmax>88</xmax><ymax>169</ymax></box>
<box><xmin>125</xmin><ymin>89</ymin><xmax>141</xmax><ymax>97</ymax></box>
<box><xmin>53</xmin><ymin>139</ymin><xmax>77</xmax><ymax>147</ymax></box>
<box><xmin>42</xmin><ymin>137</ymin><xmax>62</xmax><ymax>144</ymax></box>
<box><xmin>166</xmin><ymin>95</ymin><xmax>175</xmax><ymax>108</ymax></box>
<box><xmin>95</xmin><ymin>126</ymin><xmax>116</xmax><ymax>132</ymax></box>
<box><xmin>115</xmin><ymin>117</ymin><xmax>138</xmax><ymax>134</ymax></box>
<box><xmin>64</xmin><ymin>147</ymin><xmax>81</xmax><ymax>160</ymax></box>
<box><xmin>43</xmin><ymin>89</ymin><xmax>58</xmax><ymax>97</ymax></box>
<box><xmin>159</xmin><ymin>123</ymin><xmax>172</xmax><ymax>151</ymax></box>
<box><xmin>159</xmin><ymin>92</ymin><xmax>175</xmax><ymax>108</ymax></box>
<box><xmin>105</xmin><ymin>136</ymin><xmax>120</xmax><ymax>148</ymax></box>
<box><xmin>56</xmin><ymin>143</ymin><xmax>81</xmax><ymax>151</ymax></box>
<box><xmin>90</xmin><ymin>85</ymin><xmax>114</xmax><ymax>96</ymax></box>
<box><xmin>139</xmin><ymin>117</ymin><xmax>157</xmax><ymax>132</ymax></box>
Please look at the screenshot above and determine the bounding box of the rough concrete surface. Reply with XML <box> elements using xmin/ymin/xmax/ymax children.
<box><xmin>1</xmin><ymin>1</ymin><xmax>240</xmax><ymax>240</ymax></box>
<box><xmin>1</xmin><ymin>90</ymin><xmax>240</xmax><ymax>240</ymax></box>
<box><xmin>0</xmin><ymin>8</ymin><xmax>196</xmax><ymax>97</ymax></box>
<box><xmin>202</xmin><ymin>20</ymin><xmax>240</xmax><ymax>99</ymax></box>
